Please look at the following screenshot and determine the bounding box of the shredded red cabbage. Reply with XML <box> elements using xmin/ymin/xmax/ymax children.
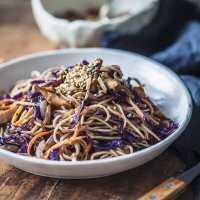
<box><xmin>33</xmin><ymin>95</ymin><xmax>45</xmax><ymax>120</ymax></box>
<box><xmin>52</xmin><ymin>69</ymin><xmax>60</xmax><ymax>78</ymax></box>
<box><xmin>146</xmin><ymin>120</ymin><xmax>178</xmax><ymax>139</ymax></box>
<box><xmin>108</xmin><ymin>91</ymin><xmax>125</xmax><ymax>98</ymax></box>
<box><xmin>94</xmin><ymin>110</ymin><xmax>106</xmax><ymax>117</ymax></box>
<box><xmin>127</xmin><ymin>77</ymin><xmax>132</xmax><ymax>90</ymax></box>
<box><xmin>50</xmin><ymin>149</ymin><xmax>60</xmax><ymax>160</ymax></box>
<box><xmin>108</xmin><ymin>71</ymin><xmax>114</xmax><ymax>78</ymax></box>
<box><xmin>34</xmin><ymin>103</ymin><xmax>41</xmax><ymax>119</ymax></box>
<box><xmin>0</xmin><ymin>92</ymin><xmax>22</xmax><ymax>101</ymax></box>
<box><xmin>28</xmin><ymin>91</ymin><xmax>41</xmax><ymax>99</ymax></box>
<box><xmin>69</xmin><ymin>101</ymin><xmax>85</xmax><ymax>129</ymax></box>
<box><xmin>0</xmin><ymin>92</ymin><xmax>11</xmax><ymax>100</ymax></box>
<box><xmin>119</xmin><ymin>122</ymin><xmax>142</xmax><ymax>143</ymax></box>
<box><xmin>0</xmin><ymin>132</ymin><xmax>29</xmax><ymax>147</ymax></box>
<box><xmin>0</xmin><ymin>137</ymin><xmax>19</xmax><ymax>146</ymax></box>
<box><xmin>16</xmin><ymin>121</ymin><xmax>30</xmax><ymax>132</ymax></box>
<box><xmin>127</xmin><ymin>77</ymin><xmax>143</xmax><ymax>103</ymax></box>
<box><xmin>92</xmin><ymin>140</ymin><xmax>124</xmax><ymax>151</ymax></box>
<box><xmin>132</xmin><ymin>91</ymin><xmax>142</xmax><ymax>103</ymax></box>
<box><xmin>110</xmin><ymin>115</ymin><xmax>120</xmax><ymax>122</ymax></box>
<box><xmin>30</xmin><ymin>80</ymin><xmax>47</xmax><ymax>84</ymax></box>
<box><xmin>12</xmin><ymin>92</ymin><xmax>23</xmax><ymax>100</ymax></box>
<box><xmin>18</xmin><ymin>144</ymin><xmax>28</xmax><ymax>154</ymax></box>
<box><xmin>82</xmin><ymin>60</ymin><xmax>89</xmax><ymax>65</ymax></box>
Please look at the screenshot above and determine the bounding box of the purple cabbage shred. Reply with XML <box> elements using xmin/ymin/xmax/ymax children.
<box><xmin>0</xmin><ymin>137</ymin><xmax>20</xmax><ymax>146</ymax></box>
<box><xmin>119</xmin><ymin>122</ymin><xmax>142</xmax><ymax>143</ymax></box>
<box><xmin>108</xmin><ymin>71</ymin><xmax>114</xmax><ymax>78</ymax></box>
<box><xmin>30</xmin><ymin>80</ymin><xmax>46</xmax><ymax>84</ymax></box>
<box><xmin>0</xmin><ymin>92</ymin><xmax>11</xmax><ymax>100</ymax></box>
<box><xmin>17</xmin><ymin>122</ymin><xmax>29</xmax><ymax>132</ymax></box>
<box><xmin>127</xmin><ymin>77</ymin><xmax>132</xmax><ymax>90</ymax></box>
<box><xmin>0</xmin><ymin>92</ymin><xmax>22</xmax><ymax>101</ymax></box>
<box><xmin>69</xmin><ymin>101</ymin><xmax>85</xmax><ymax>129</ymax></box>
<box><xmin>12</xmin><ymin>92</ymin><xmax>23</xmax><ymax>100</ymax></box>
<box><xmin>0</xmin><ymin>132</ymin><xmax>29</xmax><ymax>146</ymax></box>
<box><xmin>146</xmin><ymin>120</ymin><xmax>178</xmax><ymax>139</ymax></box>
<box><xmin>110</xmin><ymin>115</ymin><xmax>120</xmax><ymax>122</ymax></box>
<box><xmin>18</xmin><ymin>144</ymin><xmax>28</xmax><ymax>154</ymax></box>
<box><xmin>82</xmin><ymin>60</ymin><xmax>89</xmax><ymax>65</ymax></box>
<box><xmin>92</xmin><ymin>140</ymin><xmax>124</xmax><ymax>151</ymax></box>
<box><xmin>34</xmin><ymin>103</ymin><xmax>41</xmax><ymax>119</ymax></box>
<box><xmin>28</xmin><ymin>91</ymin><xmax>41</xmax><ymax>99</ymax></box>
<box><xmin>94</xmin><ymin>110</ymin><xmax>106</xmax><ymax>117</ymax></box>
<box><xmin>52</xmin><ymin>69</ymin><xmax>60</xmax><ymax>78</ymax></box>
<box><xmin>50</xmin><ymin>149</ymin><xmax>60</xmax><ymax>160</ymax></box>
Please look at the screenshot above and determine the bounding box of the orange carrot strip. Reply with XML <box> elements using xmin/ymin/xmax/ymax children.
<box><xmin>43</xmin><ymin>139</ymin><xmax>70</xmax><ymax>160</ymax></box>
<box><xmin>11</xmin><ymin>105</ymin><xmax>24</xmax><ymax>124</ymax></box>
<box><xmin>12</xmin><ymin>107</ymin><xmax>34</xmax><ymax>127</ymax></box>
<box><xmin>85</xmin><ymin>143</ymin><xmax>92</xmax><ymax>153</ymax></box>
<box><xmin>72</xmin><ymin>122</ymin><xmax>81</xmax><ymax>138</ymax></box>
<box><xmin>44</xmin><ymin>136</ymin><xmax>85</xmax><ymax>160</ymax></box>
<box><xmin>27</xmin><ymin>130</ymin><xmax>53</xmax><ymax>156</ymax></box>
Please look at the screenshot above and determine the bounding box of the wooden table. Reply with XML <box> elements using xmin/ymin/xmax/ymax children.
<box><xmin>0</xmin><ymin>1</ymin><xmax>194</xmax><ymax>199</ymax></box>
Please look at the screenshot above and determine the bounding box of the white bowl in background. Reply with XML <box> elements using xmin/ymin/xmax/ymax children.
<box><xmin>31</xmin><ymin>0</ymin><xmax>159</xmax><ymax>47</ymax></box>
<box><xmin>0</xmin><ymin>48</ymin><xmax>192</xmax><ymax>178</ymax></box>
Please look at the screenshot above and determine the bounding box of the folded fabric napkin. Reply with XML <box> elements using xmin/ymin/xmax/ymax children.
<box><xmin>101</xmin><ymin>0</ymin><xmax>200</xmax><ymax>199</ymax></box>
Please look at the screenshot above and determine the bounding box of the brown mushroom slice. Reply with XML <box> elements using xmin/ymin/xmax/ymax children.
<box><xmin>0</xmin><ymin>105</ymin><xmax>18</xmax><ymax>125</ymax></box>
<box><xmin>104</xmin><ymin>78</ymin><xmax>121</xmax><ymax>91</ymax></box>
<box><xmin>43</xmin><ymin>85</ymin><xmax>56</xmax><ymax>93</ymax></box>
<box><xmin>43</xmin><ymin>78</ymin><xmax>64</xmax><ymax>87</ymax></box>
<box><xmin>90</xmin><ymin>59</ymin><xmax>103</xmax><ymax>92</ymax></box>
<box><xmin>133</xmin><ymin>87</ymin><xmax>147</xmax><ymax>99</ymax></box>
<box><xmin>104</xmin><ymin>78</ymin><xmax>133</xmax><ymax>98</ymax></box>
<box><xmin>38</xmin><ymin>87</ymin><xmax>72</xmax><ymax>108</ymax></box>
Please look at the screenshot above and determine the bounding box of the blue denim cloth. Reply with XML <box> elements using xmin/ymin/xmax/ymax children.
<box><xmin>101</xmin><ymin>0</ymin><xmax>200</xmax><ymax>198</ymax></box>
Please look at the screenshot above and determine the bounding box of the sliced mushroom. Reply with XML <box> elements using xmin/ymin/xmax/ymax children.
<box><xmin>38</xmin><ymin>87</ymin><xmax>72</xmax><ymax>108</ymax></box>
<box><xmin>133</xmin><ymin>87</ymin><xmax>146</xmax><ymax>99</ymax></box>
<box><xmin>104</xmin><ymin>78</ymin><xmax>133</xmax><ymax>98</ymax></box>
<box><xmin>43</xmin><ymin>78</ymin><xmax>64</xmax><ymax>87</ymax></box>
<box><xmin>104</xmin><ymin>78</ymin><xmax>121</xmax><ymax>91</ymax></box>
<box><xmin>0</xmin><ymin>105</ymin><xmax>18</xmax><ymax>125</ymax></box>
<box><xmin>153</xmin><ymin>107</ymin><xmax>168</xmax><ymax>120</ymax></box>
<box><xmin>44</xmin><ymin>85</ymin><xmax>56</xmax><ymax>93</ymax></box>
<box><xmin>160</xmin><ymin>120</ymin><xmax>170</xmax><ymax>128</ymax></box>
<box><xmin>90</xmin><ymin>59</ymin><xmax>103</xmax><ymax>92</ymax></box>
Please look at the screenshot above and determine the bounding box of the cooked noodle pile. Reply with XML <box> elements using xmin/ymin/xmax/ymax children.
<box><xmin>0</xmin><ymin>59</ymin><xmax>178</xmax><ymax>161</ymax></box>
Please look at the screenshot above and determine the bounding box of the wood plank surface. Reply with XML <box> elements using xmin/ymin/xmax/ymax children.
<box><xmin>0</xmin><ymin>1</ymin><xmax>194</xmax><ymax>200</ymax></box>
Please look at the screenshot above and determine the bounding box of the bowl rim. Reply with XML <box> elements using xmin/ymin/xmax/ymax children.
<box><xmin>32</xmin><ymin>0</ymin><xmax>159</xmax><ymax>25</ymax></box>
<box><xmin>0</xmin><ymin>48</ymin><xmax>192</xmax><ymax>166</ymax></box>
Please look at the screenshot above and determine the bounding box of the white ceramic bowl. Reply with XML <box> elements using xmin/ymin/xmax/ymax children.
<box><xmin>31</xmin><ymin>0</ymin><xmax>159</xmax><ymax>47</ymax></box>
<box><xmin>0</xmin><ymin>48</ymin><xmax>192</xmax><ymax>178</ymax></box>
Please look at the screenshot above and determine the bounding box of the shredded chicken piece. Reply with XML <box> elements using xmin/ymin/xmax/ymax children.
<box><xmin>133</xmin><ymin>87</ymin><xmax>146</xmax><ymax>98</ymax></box>
<box><xmin>104</xmin><ymin>78</ymin><xmax>121</xmax><ymax>91</ymax></box>
<box><xmin>38</xmin><ymin>87</ymin><xmax>72</xmax><ymax>108</ymax></box>
<box><xmin>0</xmin><ymin>105</ymin><xmax>18</xmax><ymax>125</ymax></box>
